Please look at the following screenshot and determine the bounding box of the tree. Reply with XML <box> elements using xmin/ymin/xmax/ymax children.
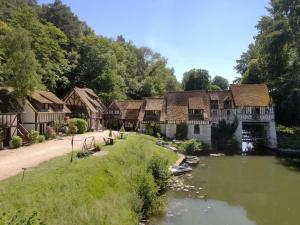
<box><xmin>12</xmin><ymin>7</ymin><xmax>71</xmax><ymax>92</ymax></box>
<box><xmin>1</xmin><ymin>28</ymin><xmax>41</xmax><ymax>100</ymax></box>
<box><xmin>182</xmin><ymin>69</ymin><xmax>210</xmax><ymax>91</ymax></box>
<box><xmin>40</xmin><ymin>0</ymin><xmax>93</xmax><ymax>40</ymax></box>
<box><xmin>235</xmin><ymin>0</ymin><xmax>300</xmax><ymax>125</ymax></box>
<box><xmin>212</xmin><ymin>76</ymin><xmax>229</xmax><ymax>90</ymax></box>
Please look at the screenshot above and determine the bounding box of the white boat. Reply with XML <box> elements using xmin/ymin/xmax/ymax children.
<box><xmin>170</xmin><ymin>165</ymin><xmax>192</xmax><ymax>176</ymax></box>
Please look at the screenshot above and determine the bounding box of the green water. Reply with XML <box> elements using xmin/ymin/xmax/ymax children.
<box><xmin>153</xmin><ymin>156</ymin><xmax>300</xmax><ymax>225</ymax></box>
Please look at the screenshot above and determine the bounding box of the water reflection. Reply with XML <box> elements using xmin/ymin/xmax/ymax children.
<box><xmin>153</xmin><ymin>156</ymin><xmax>300</xmax><ymax>225</ymax></box>
<box><xmin>156</xmin><ymin>198</ymin><xmax>256</xmax><ymax>225</ymax></box>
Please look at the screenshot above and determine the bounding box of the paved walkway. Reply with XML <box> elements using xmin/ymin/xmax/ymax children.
<box><xmin>0</xmin><ymin>130</ymin><xmax>114</xmax><ymax>181</ymax></box>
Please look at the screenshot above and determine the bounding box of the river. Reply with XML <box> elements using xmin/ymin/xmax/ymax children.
<box><xmin>152</xmin><ymin>156</ymin><xmax>300</xmax><ymax>225</ymax></box>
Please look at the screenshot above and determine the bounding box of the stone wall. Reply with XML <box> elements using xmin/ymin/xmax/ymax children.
<box><xmin>266</xmin><ymin>121</ymin><xmax>277</xmax><ymax>149</ymax></box>
<box><xmin>166</xmin><ymin>124</ymin><xmax>176</xmax><ymax>139</ymax></box>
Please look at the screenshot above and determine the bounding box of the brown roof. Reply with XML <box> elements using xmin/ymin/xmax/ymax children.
<box><xmin>71</xmin><ymin>87</ymin><xmax>106</xmax><ymax>113</ymax></box>
<box><xmin>29</xmin><ymin>90</ymin><xmax>70</xmax><ymax>113</ymax></box>
<box><xmin>109</xmin><ymin>100</ymin><xmax>143</xmax><ymax>120</ymax></box>
<box><xmin>209</xmin><ymin>90</ymin><xmax>233</xmax><ymax>109</ymax></box>
<box><xmin>144</xmin><ymin>98</ymin><xmax>164</xmax><ymax>111</ymax></box>
<box><xmin>230</xmin><ymin>84</ymin><xmax>272</xmax><ymax>107</ymax></box>
<box><xmin>139</xmin><ymin>98</ymin><xmax>166</xmax><ymax>122</ymax></box>
<box><xmin>166</xmin><ymin>91</ymin><xmax>210</xmax><ymax>121</ymax></box>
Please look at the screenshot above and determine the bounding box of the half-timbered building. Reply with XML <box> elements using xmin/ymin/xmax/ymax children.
<box><xmin>63</xmin><ymin>87</ymin><xmax>106</xmax><ymax>131</ymax></box>
<box><xmin>0</xmin><ymin>88</ymin><xmax>22</xmax><ymax>146</ymax></box>
<box><xmin>164</xmin><ymin>91</ymin><xmax>212</xmax><ymax>145</ymax></box>
<box><xmin>105</xmin><ymin>100</ymin><xmax>143</xmax><ymax>130</ymax></box>
<box><xmin>22</xmin><ymin>91</ymin><xmax>71</xmax><ymax>135</ymax></box>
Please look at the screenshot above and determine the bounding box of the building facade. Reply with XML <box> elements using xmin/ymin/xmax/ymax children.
<box><xmin>64</xmin><ymin>87</ymin><xmax>106</xmax><ymax>131</ymax></box>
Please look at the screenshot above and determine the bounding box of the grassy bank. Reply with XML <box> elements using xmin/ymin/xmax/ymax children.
<box><xmin>0</xmin><ymin>134</ymin><xmax>177</xmax><ymax>225</ymax></box>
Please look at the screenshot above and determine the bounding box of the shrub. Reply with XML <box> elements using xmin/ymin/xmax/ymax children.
<box><xmin>54</xmin><ymin>119</ymin><xmax>64</xmax><ymax>133</ymax></box>
<box><xmin>68</xmin><ymin>119</ymin><xmax>78</xmax><ymax>134</ymax></box>
<box><xmin>11</xmin><ymin>136</ymin><xmax>22</xmax><ymax>148</ymax></box>
<box><xmin>75</xmin><ymin>119</ymin><xmax>88</xmax><ymax>134</ymax></box>
<box><xmin>179</xmin><ymin>139</ymin><xmax>204</xmax><ymax>155</ymax></box>
<box><xmin>77</xmin><ymin>150</ymin><xmax>93</xmax><ymax>158</ymax></box>
<box><xmin>147</xmin><ymin>156</ymin><xmax>171</xmax><ymax>194</ymax></box>
<box><xmin>120</xmin><ymin>125</ymin><xmax>125</xmax><ymax>133</ymax></box>
<box><xmin>38</xmin><ymin>135</ymin><xmax>46</xmax><ymax>143</ymax></box>
<box><xmin>176</xmin><ymin>122</ymin><xmax>188</xmax><ymax>140</ymax></box>
<box><xmin>146</xmin><ymin>123</ymin><xmax>161</xmax><ymax>137</ymax></box>
<box><xmin>68</xmin><ymin>118</ymin><xmax>88</xmax><ymax>134</ymax></box>
<box><xmin>30</xmin><ymin>130</ymin><xmax>39</xmax><ymax>144</ymax></box>
<box><xmin>46</xmin><ymin>126</ymin><xmax>56</xmax><ymax>139</ymax></box>
<box><xmin>133</xmin><ymin>172</ymin><xmax>159</xmax><ymax>218</ymax></box>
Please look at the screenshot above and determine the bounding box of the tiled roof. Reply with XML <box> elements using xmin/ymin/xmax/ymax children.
<box><xmin>209</xmin><ymin>90</ymin><xmax>233</xmax><ymax>109</ymax></box>
<box><xmin>111</xmin><ymin>100</ymin><xmax>143</xmax><ymax>120</ymax></box>
<box><xmin>230</xmin><ymin>84</ymin><xmax>272</xmax><ymax>107</ymax></box>
<box><xmin>29</xmin><ymin>90</ymin><xmax>70</xmax><ymax>113</ymax></box>
<box><xmin>166</xmin><ymin>91</ymin><xmax>210</xmax><ymax>121</ymax></box>
<box><xmin>139</xmin><ymin>98</ymin><xmax>166</xmax><ymax>122</ymax></box>
<box><xmin>72</xmin><ymin>87</ymin><xmax>106</xmax><ymax>113</ymax></box>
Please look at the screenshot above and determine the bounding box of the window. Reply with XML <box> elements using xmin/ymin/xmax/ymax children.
<box><xmin>194</xmin><ymin>124</ymin><xmax>200</xmax><ymax>134</ymax></box>
<box><xmin>210</xmin><ymin>100</ymin><xmax>219</xmax><ymax>109</ymax></box>
<box><xmin>224</xmin><ymin>100</ymin><xmax>232</xmax><ymax>109</ymax></box>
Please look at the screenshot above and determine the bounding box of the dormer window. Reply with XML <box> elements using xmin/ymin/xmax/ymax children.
<box><xmin>188</xmin><ymin>109</ymin><xmax>204</xmax><ymax>120</ymax></box>
<box><xmin>210</xmin><ymin>100</ymin><xmax>219</xmax><ymax>109</ymax></box>
<box><xmin>224</xmin><ymin>100</ymin><xmax>232</xmax><ymax>109</ymax></box>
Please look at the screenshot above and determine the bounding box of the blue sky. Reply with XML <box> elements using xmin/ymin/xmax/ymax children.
<box><xmin>38</xmin><ymin>0</ymin><xmax>269</xmax><ymax>83</ymax></box>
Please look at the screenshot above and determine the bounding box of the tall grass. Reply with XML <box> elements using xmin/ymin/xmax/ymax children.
<box><xmin>0</xmin><ymin>134</ymin><xmax>177</xmax><ymax>225</ymax></box>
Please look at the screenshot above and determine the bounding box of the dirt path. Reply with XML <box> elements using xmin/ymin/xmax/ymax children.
<box><xmin>0</xmin><ymin>130</ymin><xmax>115</xmax><ymax>181</ymax></box>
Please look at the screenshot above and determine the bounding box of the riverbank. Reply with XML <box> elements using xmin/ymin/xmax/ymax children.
<box><xmin>0</xmin><ymin>134</ymin><xmax>178</xmax><ymax>225</ymax></box>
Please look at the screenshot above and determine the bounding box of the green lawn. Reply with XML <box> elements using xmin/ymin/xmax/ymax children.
<box><xmin>0</xmin><ymin>134</ymin><xmax>177</xmax><ymax>225</ymax></box>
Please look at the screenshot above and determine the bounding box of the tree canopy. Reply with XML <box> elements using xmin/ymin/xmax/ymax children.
<box><xmin>0</xmin><ymin>0</ymin><xmax>181</xmax><ymax>105</ymax></box>
<box><xmin>235</xmin><ymin>0</ymin><xmax>300</xmax><ymax>125</ymax></box>
<box><xmin>212</xmin><ymin>76</ymin><xmax>229</xmax><ymax>90</ymax></box>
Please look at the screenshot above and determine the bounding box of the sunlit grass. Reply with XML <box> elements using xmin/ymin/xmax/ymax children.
<box><xmin>0</xmin><ymin>134</ymin><xmax>177</xmax><ymax>225</ymax></box>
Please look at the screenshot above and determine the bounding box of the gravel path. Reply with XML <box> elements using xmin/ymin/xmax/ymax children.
<box><xmin>0</xmin><ymin>130</ymin><xmax>114</xmax><ymax>181</ymax></box>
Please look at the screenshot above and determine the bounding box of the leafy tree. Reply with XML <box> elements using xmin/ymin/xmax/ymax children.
<box><xmin>12</xmin><ymin>7</ymin><xmax>70</xmax><ymax>91</ymax></box>
<box><xmin>1</xmin><ymin>27</ymin><xmax>41</xmax><ymax>100</ymax></box>
<box><xmin>235</xmin><ymin>0</ymin><xmax>300</xmax><ymax>125</ymax></box>
<box><xmin>40</xmin><ymin>0</ymin><xmax>93</xmax><ymax>40</ymax></box>
<box><xmin>212</xmin><ymin>75</ymin><xmax>229</xmax><ymax>90</ymax></box>
<box><xmin>182</xmin><ymin>69</ymin><xmax>210</xmax><ymax>91</ymax></box>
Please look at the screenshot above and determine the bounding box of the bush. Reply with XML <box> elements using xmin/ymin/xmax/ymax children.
<box><xmin>179</xmin><ymin>139</ymin><xmax>204</xmax><ymax>155</ymax></box>
<box><xmin>146</xmin><ymin>123</ymin><xmax>161</xmax><ymax>137</ymax></box>
<box><xmin>30</xmin><ymin>130</ymin><xmax>39</xmax><ymax>144</ymax></box>
<box><xmin>176</xmin><ymin>122</ymin><xmax>188</xmax><ymax>140</ymax></box>
<box><xmin>68</xmin><ymin>120</ymin><xmax>78</xmax><ymax>134</ymax></box>
<box><xmin>120</xmin><ymin>125</ymin><xmax>125</xmax><ymax>133</ymax></box>
<box><xmin>133</xmin><ymin>172</ymin><xmax>159</xmax><ymax>218</ymax></box>
<box><xmin>46</xmin><ymin>126</ymin><xmax>56</xmax><ymax>139</ymax></box>
<box><xmin>11</xmin><ymin>136</ymin><xmax>22</xmax><ymax>148</ymax></box>
<box><xmin>38</xmin><ymin>135</ymin><xmax>46</xmax><ymax>143</ymax></box>
<box><xmin>76</xmin><ymin>150</ymin><xmax>93</xmax><ymax>158</ymax></box>
<box><xmin>68</xmin><ymin>118</ymin><xmax>87</xmax><ymax>134</ymax></box>
<box><xmin>147</xmin><ymin>156</ymin><xmax>171</xmax><ymax>194</ymax></box>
